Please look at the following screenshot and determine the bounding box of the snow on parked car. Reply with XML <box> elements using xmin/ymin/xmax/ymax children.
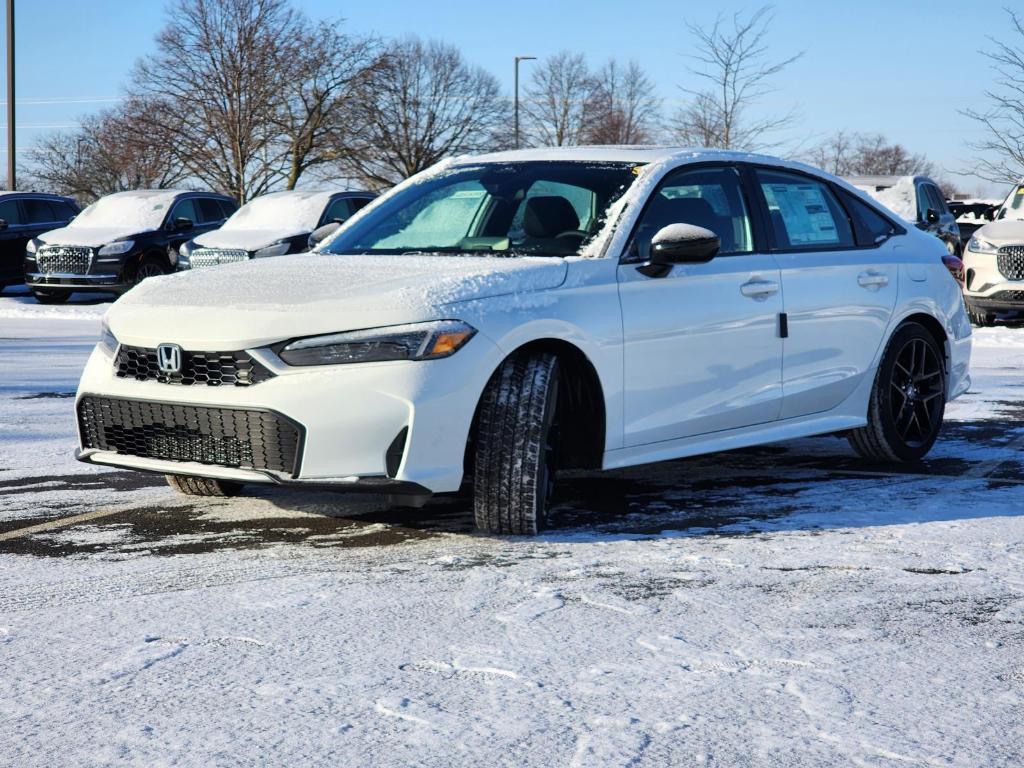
<box><xmin>178</xmin><ymin>189</ymin><xmax>375</xmax><ymax>269</ymax></box>
<box><xmin>75</xmin><ymin>147</ymin><xmax>971</xmax><ymax>535</ymax></box>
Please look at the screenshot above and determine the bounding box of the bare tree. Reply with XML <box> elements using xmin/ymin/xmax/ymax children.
<box><xmin>522</xmin><ymin>51</ymin><xmax>597</xmax><ymax>147</ymax></box>
<box><xmin>27</xmin><ymin>99</ymin><xmax>188</xmax><ymax>203</ymax></box>
<box><xmin>584</xmin><ymin>60</ymin><xmax>661</xmax><ymax>145</ymax></box>
<box><xmin>806</xmin><ymin>131</ymin><xmax>934</xmax><ymax>177</ymax></box>
<box><xmin>275</xmin><ymin>25</ymin><xmax>380</xmax><ymax>190</ymax></box>
<box><xmin>963</xmin><ymin>9</ymin><xmax>1024</xmax><ymax>183</ymax></box>
<box><xmin>671</xmin><ymin>6</ymin><xmax>801</xmax><ymax>150</ymax></box>
<box><xmin>128</xmin><ymin>0</ymin><xmax>300</xmax><ymax>202</ymax></box>
<box><xmin>340</xmin><ymin>38</ymin><xmax>509</xmax><ymax>189</ymax></box>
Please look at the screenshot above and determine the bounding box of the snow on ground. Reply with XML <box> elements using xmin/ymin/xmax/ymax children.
<box><xmin>1</xmin><ymin>292</ymin><xmax>1023</xmax><ymax>767</ymax></box>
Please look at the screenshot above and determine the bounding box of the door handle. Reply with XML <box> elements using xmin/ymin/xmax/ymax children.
<box><xmin>857</xmin><ymin>271</ymin><xmax>889</xmax><ymax>289</ymax></box>
<box><xmin>740</xmin><ymin>279</ymin><xmax>780</xmax><ymax>300</ymax></box>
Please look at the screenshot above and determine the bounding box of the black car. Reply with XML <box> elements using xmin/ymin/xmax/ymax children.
<box><xmin>24</xmin><ymin>189</ymin><xmax>237</xmax><ymax>303</ymax></box>
<box><xmin>848</xmin><ymin>175</ymin><xmax>962</xmax><ymax>256</ymax></box>
<box><xmin>0</xmin><ymin>192</ymin><xmax>80</xmax><ymax>292</ymax></box>
<box><xmin>178</xmin><ymin>189</ymin><xmax>374</xmax><ymax>269</ymax></box>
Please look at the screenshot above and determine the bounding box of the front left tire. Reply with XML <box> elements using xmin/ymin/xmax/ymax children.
<box><xmin>472</xmin><ymin>352</ymin><xmax>560</xmax><ymax>536</ymax></box>
<box><xmin>166</xmin><ymin>475</ymin><xmax>242</xmax><ymax>497</ymax></box>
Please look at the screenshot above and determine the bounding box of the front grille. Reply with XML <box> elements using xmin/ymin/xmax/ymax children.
<box><xmin>37</xmin><ymin>246</ymin><xmax>93</xmax><ymax>274</ymax></box>
<box><xmin>115</xmin><ymin>345</ymin><xmax>274</xmax><ymax>387</ymax></box>
<box><xmin>78</xmin><ymin>396</ymin><xmax>303</xmax><ymax>476</ymax></box>
<box><xmin>997</xmin><ymin>245</ymin><xmax>1024</xmax><ymax>281</ymax></box>
<box><xmin>190</xmin><ymin>248</ymin><xmax>250</xmax><ymax>269</ymax></box>
<box><xmin>988</xmin><ymin>290</ymin><xmax>1024</xmax><ymax>303</ymax></box>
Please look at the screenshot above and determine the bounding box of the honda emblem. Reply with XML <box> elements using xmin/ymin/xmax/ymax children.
<box><xmin>157</xmin><ymin>343</ymin><xmax>183</xmax><ymax>374</ymax></box>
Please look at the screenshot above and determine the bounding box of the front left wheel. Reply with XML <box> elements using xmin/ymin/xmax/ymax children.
<box><xmin>472</xmin><ymin>352</ymin><xmax>560</xmax><ymax>536</ymax></box>
<box><xmin>848</xmin><ymin>322</ymin><xmax>946</xmax><ymax>462</ymax></box>
<box><xmin>166</xmin><ymin>475</ymin><xmax>242</xmax><ymax>497</ymax></box>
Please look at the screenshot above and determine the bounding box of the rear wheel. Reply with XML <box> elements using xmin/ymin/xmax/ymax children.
<box><xmin>166</xmin><ymin>475</ymin><xmax>242</xmax><ymax>497</ymax></box>
<box><xmin>848</xmin><ymin>323</ymin><xmax>946</xmax><ymax>462</ymax></box>
<box><xmin>473</xmin><ymin>352</ymin><xmax>560</xmax><ymax>536</ymax></box>
<box><xmin>31</xmin><ymin>289</ymin><xmax>70</xmax><ymax>304</ymax></box>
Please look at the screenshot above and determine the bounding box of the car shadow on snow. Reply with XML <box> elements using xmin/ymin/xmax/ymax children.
<box><xmin>4</xmin><ymin>420</ymin><xmax>1022</xmax><ymax>558</ymax></box>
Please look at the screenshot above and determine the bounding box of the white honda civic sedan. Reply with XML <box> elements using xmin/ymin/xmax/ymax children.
<box><xmin>76</xmin><ymin>147</ymin><xmax>971</xmax><ymax>535</ymax></box>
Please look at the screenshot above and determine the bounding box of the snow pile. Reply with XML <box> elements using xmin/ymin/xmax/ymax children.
<box><xmin>853</xmin><ymin>177</ymin><xmax>917</xmax><ymax>222</ymax></box>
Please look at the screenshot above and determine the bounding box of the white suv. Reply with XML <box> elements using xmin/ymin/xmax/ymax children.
<box><xmin>962</xmin><ymin>180</ymin><xmax>1024</xmax><ymax>325</ymax></box>
<box><xmin>75</xmin><ymin>148</ymin><xmax>972</xmax><ymax>535</ymax></box>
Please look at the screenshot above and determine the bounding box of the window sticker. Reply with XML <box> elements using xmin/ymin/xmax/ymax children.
<box><xmin>764</xmin><ymin>183</ymin><xmax>840</xmax><ymax>245</ymax></box>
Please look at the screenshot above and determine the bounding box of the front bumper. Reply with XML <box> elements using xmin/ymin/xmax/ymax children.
<box><xmin>26</xmin><ymin>272</ymin><xmax>127</xmax><ymax>292</ymax></box>
<box><xmin>962</xmin><ymin>244</ymin><xmax>1024</xmax><ymax>315</ymax></box>
<box><xmin>74</xmin><ymin>333</ymin><xmax>503</xmax><ymax>494</ymax></box>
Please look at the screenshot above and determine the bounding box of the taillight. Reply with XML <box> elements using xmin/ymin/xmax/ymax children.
<box><xmin>942</xmin><ymin>254</ymin><xmax>965</xmax><ymax>287</ymax></box>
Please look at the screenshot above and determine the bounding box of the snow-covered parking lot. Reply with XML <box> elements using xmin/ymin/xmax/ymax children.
<box><xmin>1</xmin><ymin>288</ymin><xmax>1023</xmax><ymax>767</ymax></box>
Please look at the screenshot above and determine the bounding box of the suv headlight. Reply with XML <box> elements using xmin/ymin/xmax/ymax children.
<box><xmin>178</xmin><ymin>240</ymin><xmax>195</xmax><ymax>269</ymax></box>
<box><xmin>98</xmin><ymin>319</ymin><xmax>118</xmax><ymax>356</ymax></box>
<box><xmin>98</xmin><ymin>240</ymin><xmax>134</xmax><ymax>256</ymax></box>
<box><xmin>967</xmin><ymin>236</ymin><xmax>998</xmax><ymax>254</ymax></box>
<box><xmin>254</xmin><ymin>240</ymin><xmax>291</xmax><ymax>258</ymax></box>
<box><xmin>26</xmin><ymin>238</ymin><xmax>41</xmax><ymax>256</ymax></box>
<box><xmin>277</xmin><ymin>320</ymin><xmax>477</xmax><ymax>366</ymax></box>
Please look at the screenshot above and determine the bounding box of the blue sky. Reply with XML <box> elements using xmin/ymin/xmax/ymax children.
<box><xmin>1</xmin><ymin>0</ymin><xmax>1014</xmax><ymax>195</ymax></box>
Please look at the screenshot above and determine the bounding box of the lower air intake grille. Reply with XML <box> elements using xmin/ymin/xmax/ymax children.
<box><xmin>988</xmin><ymin>290</ymin><xmax>1024</xmax><ymax>303</ymax></box>
<box><xmin>77</xmin><ymin>396</ymin><xmax>302</xmax><ymax>476</ymax></box>
<box><xmin>997</xmin><ymin>245</ymin><xmax>1024</xmax><ymax>281</ymax></box>
<box><xmin>189</xmin><ymin>248</ymin><xmax>250</xmax><ymax>269</ymax></box>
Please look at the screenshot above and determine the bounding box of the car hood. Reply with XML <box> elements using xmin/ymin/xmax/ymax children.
<box><xmin>194</xmin><ymin>227</ymin><xmax>307</xmax><ymax>252</ymax></box>
<box><xmin>975</xmin><ymin>219</ymin><xmax>1024</xmax><ymax>244</ymax></box>
<box><xmin>108</xmin><ymin>253</ymin><xmax>568</xmax><ymax>348</ymax></box>
<box><xmin>38</xmin><ymin>226</ymin><xmax>151</xmax><ymax>248</ymax></box>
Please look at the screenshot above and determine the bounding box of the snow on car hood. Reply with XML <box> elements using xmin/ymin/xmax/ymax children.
<box><xmin>38</xmin><ymin>225</ymin><xmax>150</xmax><ymax>248</ymax></box>
<box><xmin>108</xmin><ymin>253</ymin><xmax>568</xmax><ymax>348</ymax></box>
<box><xmin>193</xmin><ymin>227</ymin><xmax>308</xmax><ymax>252</ymax></box>
<box><xmin>974</xmin><ymin>219</ymin><xmax>1024</xmax><ymax>245</ymax></box>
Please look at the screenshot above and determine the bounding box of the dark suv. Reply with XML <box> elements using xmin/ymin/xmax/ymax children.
<box><xmin>0</xmin><ymin>192</ymin><xmax>80</xmax><ymax>292</ymax></box>
<box><xmin>848</xmin><ymin>175</ymin><xmax>962</xmax><ymax>255</ymax></box>
<box><xmin>25</xmin><ymin>189</ymin><xmax>237</xmax><ymax>303</ymax></box>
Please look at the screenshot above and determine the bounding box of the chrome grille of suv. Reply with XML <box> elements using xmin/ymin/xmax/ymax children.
<box><xmin>37</xmin><ymin>246</ymin><xmax>93</xmax><ymax>275</ymax></box>
<box><xmin>997</xmin><ymin>245</ymin><xmax>1024</xmax><ymax>281</ymax></box>
<box><xmin>190</xmin><ymin>248</ymin><xmax>250</xmax><ymax>269</ymax></box>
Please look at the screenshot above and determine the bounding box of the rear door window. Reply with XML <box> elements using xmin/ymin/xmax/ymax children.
<box><xmin>55</xmin><ymin>201</ymin><xmax>79</xmax><ymax>220</ymax></box>
<box><xmin>23</xmin><ymin>199</ymin><xmax>58</xmax><ymax>224</ymax></box>
<box><xmin>219</xmin><ymin>199</ymin><xmax>238</xmax><ymax>219</ymax></box>
<box><xmin>197</xmin><ymin>198</ymin><xmax>226</xmax><ymax>223</ymax></box>
<box><xmin>755</xmin><ymin>169</ymin><xmax>854</xmax><ymax>250</ymax></box>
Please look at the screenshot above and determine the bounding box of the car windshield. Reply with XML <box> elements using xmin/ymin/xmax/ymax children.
<box><xmin>71</xmin><ymin>192</ymin><xmax>177</xmax><ymax>230</ymax></box>
<box><xmin>1000</xmin><ymin>183</ymin><xmax>1024</xmax><ymax>221</ymax></box>
<box><xmin>323</xmin><ymin>161</ymin><xmax>639</xmax><ymax>257</ymax></box>
<box><xmin>222</xmin><ymin>193</ymin><xmax>329</xmax><ymax>231</ymax></box>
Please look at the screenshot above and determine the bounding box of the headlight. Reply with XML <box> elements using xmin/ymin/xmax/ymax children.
<box><xmin>178</xmin><ymin>240</ymin><xmax>194</xmax><ymax>269</ymax></box>
<box><xmin>967</xmin><ymin>236</ymin><xmax>998</xmax><ymax>254</ymax></box>
<box><xmin>97</xmin><ymin>240</ymin><xmax>134</xmax><ymax>256</ymax></box>
<box><xmin>253</xmin><ymin>240</ymin><xmax>291</xmax><ymax>258</ymax></box>
<box><xmin>278</xmin><ymin>320</ymin><xmax>477</xmax><ymax>366</ymax></box>
<box><xmin>26</xmin><ymin>238</ymin><xmax>41</xmax><ymax>256</ymax></box>
<box><xmin>98</xmin><ymin>319</ymin><xmax>118</xmax><ymax>356</ymax></box>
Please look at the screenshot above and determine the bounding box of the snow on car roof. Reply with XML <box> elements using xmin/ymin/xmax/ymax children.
<box><xmin>464</xmin><ymin>145</ymin><xmax>805</xmax><ymax>169</ymax></box>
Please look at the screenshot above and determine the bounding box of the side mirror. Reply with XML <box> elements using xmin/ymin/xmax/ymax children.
<box><xmin>925</xmin><ymin>208</ymin><xmax>940</xmax><ymax>224</ymax></box>
<box><xmin>638</xmin><ymin>224</ymin><xmax>720</xmax><ymax>278</ymax></box>
<box><xmin>0</xmin><ymin>218</ymin><xmax>7</xmax><ymax>230</ymax></box>
<box><xmin>308</xmin><ymin>221</ymin><xmax>341</xmax><ymax>250</ymax></box>
<box><xmin>173</xmin><ymin>217</ymin><xmax>194</xmax><ymax>231</ymax></box>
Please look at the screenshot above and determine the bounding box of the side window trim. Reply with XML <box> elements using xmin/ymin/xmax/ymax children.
<box><xmin>619</xmin><ymin>161</ymin><xmax>764</xmax><ymax>264</ymax></box>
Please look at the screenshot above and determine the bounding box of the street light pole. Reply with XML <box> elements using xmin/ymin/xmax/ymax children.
<box><xmin>513</xmin><ymin>55</ymin><xmax>535</xmax><ymax>150</ymax></box>
<box><xmin>5</xmin><ymin>0</ymin><xmax>13</xmax><ymax>190</ymax></box>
